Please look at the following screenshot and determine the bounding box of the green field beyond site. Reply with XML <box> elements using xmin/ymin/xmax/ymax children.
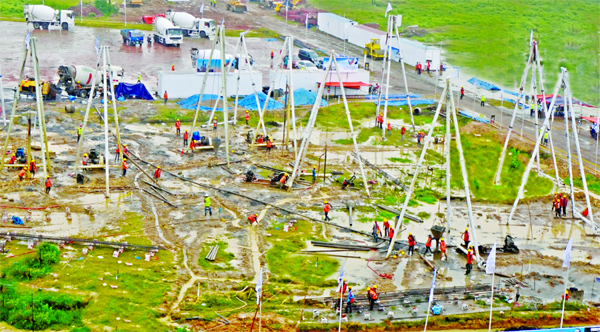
<box><xmin>309</xmin><ymin>0</ymin><xmax>600</xmax><ymax>105</ymax></box>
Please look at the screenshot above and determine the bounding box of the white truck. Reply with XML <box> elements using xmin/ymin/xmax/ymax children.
<box><xmin>23</xmin><ymin>5</ymin><xmax>74</xmax><ymax>30</ymax></box>
<box><xmin>165</xmin><ymin>10</ymin><xmax>215</xmax><ymax>38</ymax></box>
<box><xmin>153</xmin><ymin>17</ymin><xmax>183</xmax><ymax>46</ymax></box>
<box><xmin>57</xmin><ymin>65</ymin><xmax>124</xmax><ymax>98</ymax></box>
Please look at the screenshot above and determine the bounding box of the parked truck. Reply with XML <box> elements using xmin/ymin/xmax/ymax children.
<box><xmin>153</xmin><ymin>17</ymin><xmax>183</xmax><ymax>46</ymax></box>
<box><xmin>121</xmin><ymin>29</ymin><xmax>145</xmax><ymax>46</ymax></box>
<box><xmin>165</xmin><ymin>10</ymin><xmax>215</xmax><ymax>38</ymax></box>
<box><xmin>57</xmin><ymin>65</ymin><xmax>124</xmax><ymax>98</ymax></box>
<box><xmin>23</xmin><ymin>4</ymin><xmax>74</xmax><ymax>30</ymax></box>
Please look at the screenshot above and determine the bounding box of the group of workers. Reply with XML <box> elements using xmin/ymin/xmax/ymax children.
<box><xmin>552</xmin><ymin>193</ymin><xmax>569</xmax><ymax>218</ymax></box>
<box><xmin>336</xmin><ymin>279</ymin><xmax>380</xmax><ymax>313</ymax></box>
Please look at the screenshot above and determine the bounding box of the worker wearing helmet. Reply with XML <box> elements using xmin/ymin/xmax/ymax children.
<box><xmin>407</xmin><ymin>233</ymin><xmax>416</xmax><ymax>256</ymax></box>
<box><xmin>154</xmin><ymin>166</ymin><xmax>161</xmax><ymax>180</ymax></box>
<box><xmin>8</xmin><ymin>153</ymin><xmax>16</xmax><ymax>164</ymax></box>
<box><xmin>18</xmin><ymin>167</ymin><xmax>26</xmax><ymax>181</ymax></box>
<box><xmin>377</xmin><ymin>112</ymin><xmax>383</xmax><ymax>129</ymax></box>
<box><xmin>312</xmin><ymin>166</ymin><xmax>317</xmax><ymax>183</ymax></box>
<box><xmin>45</xmin><ymin>175</ymin><xmax>52</xmax><ymax>194</ymax></box>
<box><xmin>266</xmin><ymin>137</ymin><xmax>272</xmax><ymax>154</ymax></box>
<box><xmin>323</xmin><ymin>200</ymin><xmax>331</xmax><ymax>221</ymax></box>
<box><xmin>77</xmin><ymin>124</ymin><xmax>83</xmax><ymax>142</ymax></box>
<box><xmin>279</xmin><ymin>172</ymin><xmax>288</xmax><ymax>189</ymax></box>
<box><xmin>29</xmin><ymin>158</ymin><xmax>36</xmax><ymax>178</ymax></box>
<box><xmin>82</xmin><ymin>153</ymin><xmax>89</xmax><ymax>166</ymax></box>
<box><xmin>368</xmin><ymin>286</ymin><xmax>378</xmax><ymax>311</ymax></box>
<box><xmin>213</xmin><ymin>117</ymin><xmax>218</xmax><ymax>131</ymax></box>
<box><xmin>183</xmin><ymin>130</ymin><xmax>189</xmax><ymax>147</ymax></box>
<box><xmin>245</xmin><ymin>110</ymin><xmax>250</xmax><ymax>125</ymax></box>
<box><xmin>204</xmin><ymin>193</ymin><xmax>212</xmax><ymax>216</ymax></box>
<box><xmin>466</xmin><ymin>249</ymin><xmax>474</xmax><ymax>275</ymax></box>
<box><xmin>122</xmin><ymin>158</ymin><xmax>128</xmax><ymax>176</ymax></box>
<box><xmin>440</xmin><ymin>238</ymin><xmax>447</xmax><ymax>261</ymax></box>
<box><xmin>462</xmin><ymin>227</ymin><xmax>470</xmax><ymax>248</ymax></box>
<box><xmin>123</xmin><ymin>144</ymin><xmax>129</xmax><ymax>157</ymax></box>
<box><xmin>346</xmin><ymin>286</ymin><xmax>355</xmax><ymax>313</ymax></box>
<box><xmin>175</xmin><ymin>119</ymin><xmax>181</xmax><ymax>136</ymax></box>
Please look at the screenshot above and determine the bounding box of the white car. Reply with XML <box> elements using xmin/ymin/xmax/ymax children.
<box><xmin>297</xmin><ymin>60</ymin><xmax>319</xmax><ymax>71</ymax></box>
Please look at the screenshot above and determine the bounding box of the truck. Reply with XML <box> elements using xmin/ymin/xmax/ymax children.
<box><xmin>153</xmin><ymin>17</ymin><xmax>183</xmax><ymax>46</ymax></box>
<box><xmin>121</xmin><ymin>29</ymin><xmax>145</xmax><ymax>46</ymax></box>
<box><xmin>57</xmin><ymin>65</ymin><xmax>124</xmax><ymax>98</ymax></box>
<box><xmin>165</xmin><ymin>10</ymin><xmax>215</xmax><ymax>38</ymax></box>
<box><xmin>23</xmin><ymin>5</ymin><xmax>74</xmax><ymax>30</ymax></box>
<box><xmin>364</xmin><ymin>39</ymin><xmax>386</xmax><ymax>60</ymax></box>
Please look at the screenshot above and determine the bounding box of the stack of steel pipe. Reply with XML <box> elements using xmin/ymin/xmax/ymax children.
<box><xmin>205</xmin><ymin>245</ymin><xmax>219</xmax><ymax>261</ymax></box>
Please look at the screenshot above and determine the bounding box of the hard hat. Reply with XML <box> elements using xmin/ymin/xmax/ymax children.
<box><xmin>46</xmin><ymin>175</ymin><xmax>50</xmax><ymax>178</ymax></box>
<box><xmin>231</xmin><ymin>150</ymin><xmax>235</xmax><ymax>153</ymax></box>
<box><xmin>343</xmin><ymin>278</ymin><xmax>346</xmax><ymax>282</ymax></box>
<box><xmin>367</xmin><ymin>287</ymin><xmax>370</xmax><ymax>290</ymax></box>
<box><xmin>11</xmin><ymin>153</ymin><xmax>14</xmax><ymax>156</ymax></box>
<box><xmin>468</xmin><ymin>249</ymin><xmax>472</xmax><ymax>252</ymax></box>
<box><xmin>123</xmin><ymin>158</ymin><xmax>127</xmax><ymax>160</ymax></box>
<box><xmin>401</xmin><ymin>251</ymin><xmax>405</xmax><ymax>254</ymax></box>
<box><xmin>313</xmin><ymin>166</ymin><xmax>316</xmax><ymax>168</ymax></box>
<box><xmin>157</xmin><ymin>166</ymin><xmax>161</xmax><ymax>169</ymax></box>
<box><xmin>465</xmin><ymin>228</ymin><xmax>469</xmax><ymax>231</ymax></box>
<box><xmin>84</xmin><ymin>153</ymin><xmax>88</xmax><ymax>156</ymax></box>
<box><xmin>566</xmin><ymin>290</ymin><xmax>569</xmax><ymax>294</ymax></box>
<box><xmin>77</xmin><ymin>81</ymin><xmax>80</xmax><ymax>84</ymax></box>
<box><xmin>408</xmin><ymin>233</ymin><xmax>412</xmax><ymax>235</ymax></box>
<box><xmin>185</xmin><ymin>130</ymin><xmax>188</xmax><ymax>132</ymax></box>
<box><xmin>324</xmin><ymin>200</ymin><xmax>327</xmax><ymax>204</ymax></box>
<box><xmin>348</xmin><ymin>286</ymin><xmax>352</xmax><ymax>290</ymax></box>
<box><xmin>31</xmin><ymin>159</ymin><xmax>35</xmax><ymax>162</ymax></box>
<box><xmin>373</xmin><ymin>285</ymin><xmax>378</xmax><ymax>289</ymax></box>
<box><xmin>469</xmin><ymin>245</ymin><xmax>473</xmax><ymax>248</ymax></box>
<box><xmin>177</xmin><ymin>119</ymin><xmax>180</xmax><ymax>121</ymax></box>
<box><xmin>246</xmin><ymin>110</ymin><xmax>249</xmax><ymax>113</ymax></box>
<box><xmin>441</xmin><ymin>238</ymin><xmax>444</xmax><ymax>241</ymax></box>
<box><xmin>124</xmin><ymin>144</ymin><xmax>127</xmax><ymax>146</ymax></box>
<box><xmin>205</xmin><ymin>193</ymin><xmax>209</xmax><ymax>197</ymax></box>
<box><xmin>284</xmin><ymin>173</ymin><xmax>288</xmax><ymax>176</ymax></box>
<box><xmin>22</xmin><ymin>167</ymin><xmax>26</xmax><ymax>169</ymax></box>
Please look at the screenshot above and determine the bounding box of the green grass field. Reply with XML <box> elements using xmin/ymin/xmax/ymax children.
<box><xmin>308</xmin><ymin>0</ymin><xmax>600</xmax><ymax>105</ymax></box>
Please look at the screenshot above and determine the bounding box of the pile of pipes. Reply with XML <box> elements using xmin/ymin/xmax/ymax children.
<box><xmin>205</xmin><ymin>245</ymin><xmax>219</xmax><ymax>261</ymax></box>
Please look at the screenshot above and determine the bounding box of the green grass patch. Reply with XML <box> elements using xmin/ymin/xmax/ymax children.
<box><xmin>450</xmin><ymin>132</ymin><xmax>553</xmax><ymax>203</ymax></box>
<box><xmin>414</xmin><ymin>188</ymin><xmax>440</xmax><ymax>204</ymax></box>
<box><xmin>265</xmin><ymin>220</ymin><xmax>339</xmax><ymax>287</ymax></box>
<box><xmin>3</xmin><ymin>243</ymin><xmax>60</xmax><ymax>281</ymax></box>
<box><xmin>197</xmin><ymin>240</ymin><xmax>235</xmax><ymax>272</ymax></box>
<box><xmin>565</xmin><ymin>173</ymin><xmax>600</xmax><ymax>196</ymax></box>
<box><xmin>389</xmin><ymin>157</ymin><xmax>411</xmax><ymax>163</ymax></box>
<box><xmin>0</xmin><ymin>0</ymin><xmax>91</xmax><ymax>16</ymax></box>
<box><xmin>308</xmin><ymin>0</ymin><xmax>600</xmax><ymax>105</ymax></box>
<box><xmin>225</xmin><ymin>28</ymin><xmax>280</xmax><ymax>38</ymax></box>
<box><xmin>148</xmin><ymin>106</ymin><xmax>209</xmax><ymax>124</ymax></box>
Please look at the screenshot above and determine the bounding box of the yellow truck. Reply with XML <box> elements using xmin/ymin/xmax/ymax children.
<box><xmin>364</xmin><ymin>39</ymin><xmax>386</xmax><ymax>60</ymax></box>
<box><xmin>226</xmin><ymin>0</ymin><xmax>248</xmax><ymax>13</ymax></box>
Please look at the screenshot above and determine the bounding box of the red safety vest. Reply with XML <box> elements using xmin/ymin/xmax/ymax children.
<box><xmin>184</xmin><ymin>132</ymin><xmax>189</xmax><ymax>139</ymax></box>
<box><xmin>369</xmin><ymin>290</ymin><xmax>378</xmax><ymax>300</ymax></box>
<box><xmin>8</xmin><ymin>156</ymin><xmax>15</xmax><ymax>164</ymax></box>
<box><xmin>154</xmin><ymin>169</ymin><xmax>161</xmax><ymax>178</ymax></box>
<box><xmin>248</xmin><ymin>215</ymin><xmax>257</xmax><ymax>223</ymax></box>
<box><xmin>18</xmin><ymin>169</ymin><xmax>25</xmax><ymax>178</ymax></box>
<box><xmin>401</xmin><ymin>127</ymin><xmax>406</xmax><ymax>135</ymax></box>
<box><xmin>383</xmin><ymin>221</ymin><xmax>389</xmax><ymax>229</ymax></box>
<box><xmin>387</xmin><ymin>123</ymin><xmax>392</xmax><ymax>130</ymax></box>
<box><xmin>555</xmin><ymin>199</ymin><xmax>561</xmax><ymax>210</ymax></box>
<box><xmin>324</xmin><ymin>204</ymin><xmax>330</xmax><ymax>213</ymax></box>
<box><xmin>467</xmin><ymin>252</ymin><xmax>474</xmax><ymax>264</ymax></box>
<box><xmin>389</xmin><ymin>228</ymin><xmax>394</xmax><ymax>239</ymax></box>
<box><xmin>440</xmin><ymin>241</ymin><xmax>447</xmax><ymax>252</ymax></box>
<box><xmin>426</xmin><ymin>237</ymin><xmax>432</xmax><ymax>247</ymax></box>
<box><xmin>279</xmin><ymin>175</ymin><xmax>287</xmax><ymax>184</ymax></box>
<box><xmin>30</xmin><ymin>162</ymin><xmax>36</xmax><ymax>172</ymax></box>
<box><xmin>45</xmin><ymin>179</ymin><xmax>51</xmax><ymax>188</ymax></box>
<box><xmin>408</xmin><ymin>235</ymin><xmax>415</xmax><ymax>246</ymax></box>
<box><xmin>245</xmin><ymin>113</ymin><xmax>250</xmax><ymax>121</ymax></box>
<box><xmin>378</xmin><ymin>115</ymin><xmax>383</xmax><ymax>123</ymax></box>
<box><xmin>175</xmin><ymin>120</ymin><xmax>181</xmax><ymax>129</ymax></box>
<box><xmin>122</xmin><ymin>161</ymin><xmax>128</xmax><ymax>170</ymax></box>
<box><xmin>463</xmin><ymin>231</ymin><xmax>470</xmax><ymax>242</ymax></box>
<box><xmin>266</xmin><ymin>141</ymin><xmax>272</xmax><ymax>148</ymax></box>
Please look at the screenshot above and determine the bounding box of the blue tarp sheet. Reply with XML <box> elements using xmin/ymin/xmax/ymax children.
<box><xmin>177</xmin><ymin>94</ymin><xmax>221</xmax><ymax>110</ymax></box>
<box><xmin>503</xmin><ymin>90</ymin><xmax>520</xmax><ymax>97</ymax></box>
<box><xmin>12</xmin><ymin>216</ymin><xmax>23</xmax><ymax>225</ymax></box>
<box><xmin>365</xmin><ymin>94</ymin><xmax>421</xmax><ymax>100</ymax></box>
<box><xmin>467</xmin><ymin>77</ymin><xmax>501</xmax><ymax>91</ymax></box>
<box><xmin>114</xmin><ymin>83</ymin><xmax>154</xmax><ymax>100</ymax></box>
<box><xmin>238</xmin><ymin>91</ymin><xmax>284</xmax><ymax>110</ymax></box>
<box><xmin>293</xmin><ymin>88</ymin><xmax>327</xmax><ymax>107</ymax></box>
<box><xmin>373</xmin><ymin>99</ymin><xmax>435</xmax><ymax>107</ymax></box>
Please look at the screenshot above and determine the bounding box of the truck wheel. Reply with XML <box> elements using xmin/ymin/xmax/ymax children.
<box><xmin>200</xmin><ymin>31</ymin><xmax>207</xmax><ymax>38</ymax></box>
<box><xmin>33</xmin><ymin>22</ymin><xmax>40</xmax><ymax>29</ymax></box>
<box><xmin>42</xmin><ymin>23</ymin><xmax>49</xmax><ymax>29</ymax></box>
<box><xmin>61</xmin><ymin>22</ymin><xmax>68</xmax><ymax>30</ymax></box>
<box><xmin>79</xmin><ymin>90</ymin><xmax>88</xmax><ymax>98</ymax></box>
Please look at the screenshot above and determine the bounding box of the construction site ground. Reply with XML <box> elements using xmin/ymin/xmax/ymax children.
<box><xmin>0</xmin><ymin>2</ymin><xmax>600</xmax><ymax>332</ymax></box>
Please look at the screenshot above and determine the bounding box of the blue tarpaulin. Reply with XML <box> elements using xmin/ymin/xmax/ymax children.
<box><xmin>365</xmin><ymin>94</ymin><xmax>421</xmax><ymax>100</ymax></box>
<box><xmin>293</xmin><ymin>88</ymin><xmax>327</xmax><ymax>107</ymax></box>
<box><xmin>373</xmin><ymin>99</ymin><xmax>435</xmax><ymax>107</ymax></box>
<box><xmin>12</xmin><ymin>216</ymin><xmax>23</xmax><ymax>225</ymax></box>
<box><xmin>177</xmin><ymin>94</ymin><xmax>220</xmax><ymax>110</ymax></box>
<box><xmin>114</xmin><ymin>83</ymin><xmax>154</xmax><ymax>100</ymax></box>
<box><xmin>238</xmin><ymin>91</ymin><xmax>284</xmax><ymax>110</ymax></box>
<box><xmin>467</xmin><ymin>77</ymin><xmax>501</xmax><ymax>91</ymax></box>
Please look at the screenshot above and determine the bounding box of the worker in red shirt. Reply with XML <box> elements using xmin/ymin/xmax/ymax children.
<box><xmin>408</xmin><ymin>233</ymin><xmax>416</xmax><ymax>256</ymax></box>
<box><xmin>115</xmin><ymin>146</ymin><xmax>121</xmax><ymax>162</ymax></box>
<box><xmin>266</xmin><ymin>139</ymin><xmax>272</xmax><ymax>154</ymax></box>
<box><xmin>45</xmin><ymin>175</ymin><xmax>52</xmax><ymax>194</ymax></box>
<box><xmin>323</xmin><ymin>200</ymin><xmax>331</xmax><ymax>221</ymax></box>
<box><xmin>154</xmin><ymin>166</ymin><xmax>161</xmax><ymax>180</ymax></box>
<box><xmin>247</xmin><ymin>213</ymin><xmax>258</xmax><ymax>225</ymax></box>
<box><xmin>183</xmin><ymin>130</ymin><xmax>189</xmax><ymax>147</ymax></box>
<box><xmin>245</xmin><ymin>111</ymin><xmax>250</xmax><ymax>125</ymax></box>
<box><xmin>18</xmin><ymin>167</ymin><xmax>26</xmax><ymax>181</ymax></box>
<box><xmin>8</xmin><ymin>153</ymin><xmax>16</xmax><ymax>164</ymax></box>
<box><xmin>383</xmin><ymin>219</ymin><xmax>390</xmax><ymax>237</ymax></box>
<box><xmin>466</xmin><ymin>249</ymin><xmax>474</xmax><ymax>275</ymax></box>
<box><xmin>387</xmin><ymin>122</ymin><xmax>392</xmax><ymax>135</ymax></box>
<box><xmin>122</xmin><ymin>158</ymin><xmax>128</xmax><ymax>177</ymax></box>
<box><xmin>123</xmin><ymin>144</ymin><xmax>129</xmax><ymax>157</ymax></box>
<box><xmin>555</xmin><ymin>198</ymin><xmax>562</xmax><ymax>218</ymax></box>
<box><xmin>388</xmin><ymin>227</ymin><xmax>394</xmax><ymax>245</ymax></box>
<box><xmin>440</xmin><ymin>238</ymin><xmax>447</xmax><ymax>261</ymax></box>
<box><xmin>164</xmin><ymin>91</ymin><xmax>168</xmax><ymax>105</ymax></box>
<box><xmin>377</xmin><ymin>113</ymin><xmax>383</xmax><ymax>129</ymax></box>
<box><xmin>562</xmin><ymin>290</ymin><xmax>570</xmax><ymax>301</ymax></box>
<box><xmin>279</xmin><ymin>172</ymin><xmax>287</xmax><ymax>189</ymax></box>
<box><xmin>561</xmin><ymin>194</ymin><xmax>568</xmax><ymax>217</ymax></box>
<box><xmin>462</xmin><ymin>228</ymin><xmax>470</xmax><ymax>248</ymax></box>
<box><xmin>424</xmin><ymin>234</ymin><xmax>433</xmax><ymax>254</ymax></box>
<box><xmin>460</xmin><ymin>87</ymin><xmax>465</xmax><ymax>100</ymax></box>
<box><xmin>171</xmin><ymin>64</ymin><xmax>175</xmax><ymax>71</ymax></box>
<box><xmin>29</xmin><ymin>159</ymin><xmax>36</xmax><ymax>178</ymax></box>
<box><xmin>175</xmin><ymin>119</ymin><xmax>181</xmax><ymax>136</ymax></box>
<box><xmin>400</xmin><ymin>125</ymin><xmax>406</xmax><ymax>141</ymax></box>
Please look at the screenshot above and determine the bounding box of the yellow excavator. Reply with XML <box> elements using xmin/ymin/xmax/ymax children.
<box><xmin>19</xmin><ymin>77</ymin><xmax>59</xmax><ymax>100</ymax></box>
<box><xmin>226</xmin><ymin>0</ymin><xmax>248</xmax><ymax>13</ymax></box>
<box><xmin>364</xmin><ymin>39</ymin><xmax>386</xmax><ymax>60</ymax></box>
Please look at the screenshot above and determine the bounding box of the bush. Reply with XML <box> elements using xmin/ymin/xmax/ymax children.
<box><xmin>87</xmin><ymin>12</ymin><xmax>96</xmax><ymax>17</ymax></box>
<box><xmin>94</xmin><ymin>0</ymin><xmax>117</xmax><ymax>16</ymax></box>
<box><xmin>3</xmin><ymin>243</ymin><xmax>60</xmax><ymax>280</ymax></box>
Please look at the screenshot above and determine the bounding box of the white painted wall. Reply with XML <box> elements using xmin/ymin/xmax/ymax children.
<box><xmin>157</xmin><ymin>70</ymin><xmax>263</xmax><ymax>99</ymax></box>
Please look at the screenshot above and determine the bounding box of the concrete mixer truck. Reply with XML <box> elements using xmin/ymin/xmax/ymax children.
<box><xmin>57</xmin><ymin>65</ymin><xmax>124</xmax><ymax>98</ymax></box>
<box><xmin>153</xmin><ymin>17</ymin><xmax>183</xmax><ymax>46</ymax></box>
<box><xmin>165</xmin><ymin>10</ymin><xmax>215</xmax><ymax>38</ymax></box>
<box><xmin>23</xmin><ymin>5</ymin><xmax>74</xmax><ymax>30</ymax></box>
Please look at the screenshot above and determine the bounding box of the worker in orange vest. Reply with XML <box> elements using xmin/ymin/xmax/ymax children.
<box><xmin>388</xmin><ymin>227</ymin><xmax>394</xmax><ymax>245</ymax></box>
<box><xmin>368</xmin><ymin>285</ymin><xmax>378</xmax><ymax>311</ymax></box>
<box><xmin>122</xmin><ymin>158</ymin><xmax>128</xmax><ymax>176</ymax></box>
<box><xmin>466</xmin><ymin>248</ymin><xmax>474</xmax><ymax>275</ymax></box>
<box><xmin>115</xmin><ymin>146</ymin><xmax>121</xmax><ymax>162</ymax></box>
<box><xmin>213</xmin><ymin>118</ymin><xmax>218</xmax><ymax>131</ymax></box>
<box><xmin>554</xmin><ymin>198</ymin><xmax>562</xmax><ymax>218</ymax></box>
<box><xmin>383</xmin><ymin>219</ymin><xmax>390</xmax><ymax>237</ymax></box>
<box><xmin>400</xmin><ymin>125</ymin><xmax>406</xmax><ymax>141</ymax></box>
<box><xmin>175</xmin><ymin>119</ymin><xmax>181</xmax><ymax>136</ymax></box>
<box><xmin>247</xmin><ymin>213</ymin><xmax>258</xmax><ymax>225</ymax></box>
<box><xmin>279</xmin><ymin>172</ymin><xmax>287</xmax><ymax>189</ymax></box>
<box><xmin>18</xmin><ymin>167</ymin><xmax>26</xmax><ymax>181</ymax></box>
<box><xmin>154</xmin><ymin>166</ymin><xmax>161</xmax><ymax>180</ymax></box>
<box><xmin>183</xmin><ymin>130</ymin><xmax>189</xmax><ymax>147</ymax></box>
<box><xmin>408</xmin><ymin>233</ymin><xmax>416</xmax><ymax>256</ymax></box>
<box><xmin>462</xmin><ymin>228</ymin><xmax>470</xmax><ymax>248</ymax></box>
<box><xmin>29</xmin><ymin>159</ymin><xmax>36</xmax><ymax>178</ymax></box>
<box><xmin>266</xmin><ymin>139</ymin><xmax>272</xmax><ymax>154</ymax></box>
<box><xmin>440</xmin><ymin>238</ymin><xmax>447</xmax><ymax>261</ymax></box>
<box><xmin>377</xmin><ymin>113</ymin><xmax>383</xmax><ymax>129</ymax></box>
<box><xmin>387</xmin><ymin>121</ymin><xmax>392</xmax><ymax>135</ymax></box>
<box><xmin>245</xmin><ymin>111</ymin><xmax>250</xmax><ymax>125</ymax></box>
<box><xmin>190</xmin><ymin>140</ymin><xmax>196</xmax><ymax>151</ymax></box>
<box><xmin>171</xmin><ymin>64</ymin><xmax>175</xmax><ymax>71</ymax></box>
<box><xmin>424</xmin><ymin>234</ymin><xmax>433</xmax><ymax>254</ymax></box>
<box><xmin>164</xmin><ymin>91</ymin><xmax>168</xmax><ymax>105</ymax></box>
<box><xmin>323</xmin><ymin>200</ymin><xmax>331</xmax><ymax>221</ymax></box>
<box><xmin>45</xmin><ymin>175</ymin><xmax>52</xmax><ymax>194</ymax></box>
<box><xmin>8</xmin><ymin>153</ymin><xmax>16</xmax><ymax>164</ymax></box>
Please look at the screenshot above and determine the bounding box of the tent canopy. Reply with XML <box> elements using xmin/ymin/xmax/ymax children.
<box><xmin>114</xmin><ymin>83</ymin><xmax>154</xmax><ymax>100</ymax></box>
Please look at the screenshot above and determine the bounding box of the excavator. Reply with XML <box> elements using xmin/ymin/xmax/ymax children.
<box><xmin>364</xmin><ymin>39</ymin><xmax>386</xmax><ymax>60</ymax></box>
<box><xmin>19</xmin><ymin>76</ymin><xmax>60</xmax><ymax>100</ymax></box>
<box><xmin>226</xmin><ymin>0</ymin><xmax>247</xmax><ymax>13</ymax></box>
